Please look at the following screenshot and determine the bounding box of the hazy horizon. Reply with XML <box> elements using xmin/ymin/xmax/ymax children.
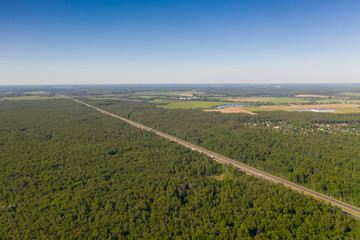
<box><xmin>1</xmin><ymin>0</ymin><xmax>360</xmax><ymax>85</ymax></box>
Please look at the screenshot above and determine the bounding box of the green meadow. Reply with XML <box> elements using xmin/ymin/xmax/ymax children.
<box><xmin>160</xmin><ymin>101</ymin><xmax>228</xmax><ymax>109</ymax></box>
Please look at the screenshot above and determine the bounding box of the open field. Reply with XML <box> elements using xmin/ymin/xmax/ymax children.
<box><xmin>266</xmin><ymin>103</ymin><xmax>360</xmax><ymax>108</ymax></box>
<box><xmin>149</xmin><ymin>99</ymin><xmax>177</xmax><ymax>104</ymax></box>
<box><xmin>245</xmin><ymin>104</ymin><xmax>360</xmax><ymax>114</ymax></box>
<box><xmin>22</xmin><ymin>91</ymin><xmax>50</xmax><ymax>95</ymax></box>
<box><xmin>174</xmin><ymin>92</ymin><xmax>193</xmax><ymax>97</ymax></box>
<box><xmin>295</xmin><ymin>94</ymin><xmax>329</xmax><ymax>98</ymax></box>
<box><xmin>90</xmin><ymin>97</ymin><xmax>125</xmax><ymax>100</ymax></box>
<box><xmin>206</xmin><ymin>103</ymin><xmax>360</xmax><ymax>114</ymax></box>
<box><xmin>172</xmin><ymin>91</ymin><xmax>204</xmax><ymax>96</ymax></box>
<box><xmin>133</xmin><ymin>91</ymin><xmax>204</xmax><ymax>97</ymax></box>
<box><xmin>261</xmin><ymin>98</ymin><xmax>311</xmax><ymax>104</ymax></box>
<box><xmin>204</xmin><ymin>107</ymin><xmax>257</xmax><ymax>115</ymax></box>
<box><xmin>315</xmin><ymin>99</ymin><xmax>360</xmax><ymax>104</ymax></box>
<box><xmin>160</xmin><ymin>101</ymin><xmax>228</xmax><ymax>109</ymax></box>
<box><xmin>133</xmin><ymin>91</ymin><xmax>175</xmax><ymax>96</ymax></box>
<box><xmin>225</xmin><ymin>97</ymin><xmax>311</xmax><ymax>105</ymax></box>
<box><xmin>0</xmin><ymin>96</ymin><xmax>59</xmax><ymax>101</ymax></box>
<box><xmin>225</xmin><ymin>95</ymin><xmax>360</xmax><ymax>105</ymax></box>
<box><xmin>89</xmin><ymin>98</ymin><xmax>143</xmax><ymax>102</ymax></box>
<box><xmin>244</xmin><ymin>107</ymin><xmax>289</xmax><ymax>112</ymax></box>
<box><xmin>223</xmin><ymin>97</ymin><xmax>273</xmax><ymax>102</ymax></box>
<box><xmin>340</xmin><ymin>92</ymin><xmax>360</xmax><ymax>97</ymax></box>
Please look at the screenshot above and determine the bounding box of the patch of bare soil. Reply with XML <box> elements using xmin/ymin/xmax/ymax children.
<box><xmin>175</xmin><ymin>93</ymin><xmax>193</xmax><ymax>97</ymax></box>
<box><xmin>205</xmin><ymin>107</ymin><xmax>257</xmax><ymax>115</ymax></box>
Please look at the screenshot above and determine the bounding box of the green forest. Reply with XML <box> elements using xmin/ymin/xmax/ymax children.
<box><xmin>1</xmin><ymin>99</ymin><xmax>360</xmax><ymax>239</ymax></box>
<box><xmin>87</xmin><ymin>99</ymin><xmax>360</xmax><ymax>207</ymax></box>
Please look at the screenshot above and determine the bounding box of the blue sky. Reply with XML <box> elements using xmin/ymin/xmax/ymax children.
<box><xmin>1</xmin><ymin>0</ymin><xmax>359</xmax><ymax>85</ymax></box>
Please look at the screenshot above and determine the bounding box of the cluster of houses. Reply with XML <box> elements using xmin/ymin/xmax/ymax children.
<box><xmin>178</xmin><ymin>96</ymin><xmax>200</xmax><ymax>100</ymax></box>
<box><xmin>243</xmin><ymin>121</ymin><xmax>360</xmax><ymax>135</ymax></box>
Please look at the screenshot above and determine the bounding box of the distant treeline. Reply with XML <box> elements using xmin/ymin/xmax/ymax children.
<box><xmin>3</xmin><ymin>84</ymin><xmax>360</xmax><ymax>98</ymax></box>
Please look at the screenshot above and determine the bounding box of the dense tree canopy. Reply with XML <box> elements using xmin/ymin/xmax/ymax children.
<box><xmin>88</xmin><ymin>99</ymin><xmax>360</xmax><ymax>207</ymax></box>
<box><xmin>1</xmin><ymin>99</ymin><xmax>359</xmax><ymax>239</ymax></box>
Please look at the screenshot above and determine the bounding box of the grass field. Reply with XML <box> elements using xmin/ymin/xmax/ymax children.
<box><xmin>160</xmin><ymin>101</ymin><xmax>228</xmax><ymax>109</ymax></box>
<box><xmin>149</xmin><ymin>99</ymin><xmax>177</xmax><ymax>104</ymax></box>
<box><xmin>236</xmin><ymin>107</ymin><xmax>290</xmax><ymax>113</ymax></box>
<box><xmin>259</xmin><ymin>98</ymin><xmax>311</xmax><ymax>104</ymax></box>
<box><xmin>244</xmin><ymin>104</ymin><xmax>360</xmax><ymax>114</ymax></box>
<box><xmin>133</xmin><ymin>91</ymin><xmax>205</xmax><ymax>97</ymax></box>
<box><xmin>224</xmin><ymin>97</ymin><xmax>311</xmax><ymax>105</ymax></box>
<box><xmin>90</xmin><ymin>97</ymin><xmax>129</xmax><ymax>100</ymax></box>
<box><xmin>0</xmin><ymin>96</ymin><xmax>59</xmax><ymax>101</ymax></box>
<box><xmin>315</xmin><ymin>99</ymin><xmax>360</xmax><ymax>104</ymax></box>
<box><xmin>223</xmin><ymin>97</ymin><xmax>273</xmax><ymax>102</ymax></box>
<box><xmin>174</xmin><ymin>92</ymin><xmax>193</xmax><ymax>97</ymax></box>
<box><xmin>133</xmin><ymin>95</ymin><xmax>162</xmax><ymax>99</ymax></box>
<box><xmin>340</xmin><ymin>92</ymin><xmax>360</xmax><ymax>97</ymax></box>
<box><xmin>22</xmin><ymin>91</ymin><xmax>50</xmax><ymax>95</ymax></box>
<box><xmin>295</xmin><ymin>94</ymin><xmax>329</xmax><ymax>98</ymax></box>
<box><xmin>330</xmin><ymin>108</ymin><xmax>360</xmax><ymax>113</ymax></box>
<box><xmin>205</xmin><ymin>107</ymin><xmax>257</xmax><ymax>115</ymax></box>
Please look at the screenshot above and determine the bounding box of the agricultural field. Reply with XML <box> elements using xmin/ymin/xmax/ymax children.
<box><xmin>88</xmin><ymin>91</ymin><xmax>206</xmax><ymax>102</ymax></box>
<box><xmin>223</xmin><ymin>97</ymin><xmax>311</xmax><ymax>105</ymax></box>
<box><xmin>82</xmin><ymin>85</ymin><xmax>360</xmax><ymax>114</ymax></box>
<box><xmin>315</xmin><ymin>99</ymin><xmax>360</xmax><ymax>104</ymax></box>
<box><xmin>158</xmin><ymin>101</ymin><xmax>229</xmax><ymax>109</ymax></box>
<box><xmin>243</xmin><ymin>104</ymin><xmax>360</xmax><ymax>114</ymax></box>
<box><xmin>148</xmin><ymin>99</ymin><xmax>178</xmax><ymax>104</ymax></box>
<box><xmin>0</xmin><ymin>96</ymin><xmax>59</xmax><ymax>101</ymax></box>
<box><xmin>209</xmin><ymin>105</ymin><xmax>360</xmax><ymax>115</ymax></box>
<box><xmin>223</xmin><ymin>97</ymin><xmax>273</xmax><ymax>102</ymax></box>
<box><xmin>205</xmin><ymin>107</ymin><xmax>257</xmax><ymax>115</ymax></box>
<box><xmin>22</xmin><ymin>91</ymin><xmax>51</xmax><ymax>95</ymax></box>
<box><xmin>295</xmin><ymin>94</ymin><xmax>330</xmax><ymax>98</ymax></box>
<box><xmin>133</xmin><ymin>91</ymin><xmax>204</xmax><ymax>97</ymax></box>
<box><xmin>340</xmin><ymin>92</ymin><xmax>360</xmax><ymax>97</ymax></box>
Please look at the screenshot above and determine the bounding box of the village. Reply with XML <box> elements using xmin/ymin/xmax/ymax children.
<box><xmin>244</xmin><ymin>121</ymin><xmax>360</xmax><ymax>135</ymax></box>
